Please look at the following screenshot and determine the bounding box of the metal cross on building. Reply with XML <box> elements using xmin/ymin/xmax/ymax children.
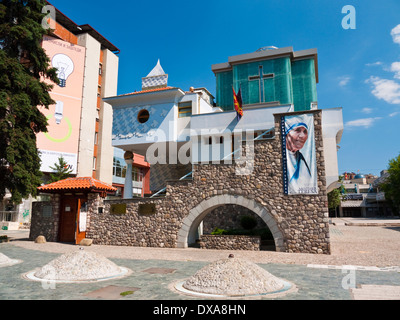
<box><xmin>248</xmin><ymin>65</ymin><xmax>274</xmax><ymax>103</ymax></box>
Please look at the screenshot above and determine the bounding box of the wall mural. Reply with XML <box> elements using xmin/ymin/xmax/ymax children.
<box><xmin>37</xmin><ymin>36</ymin><xmax>86</xmax><ymax>174</ymax></box>
<box><xmin>112</xmin><ymin>105</ymin><xmax>170</xmax><ymax>140</ymax></box>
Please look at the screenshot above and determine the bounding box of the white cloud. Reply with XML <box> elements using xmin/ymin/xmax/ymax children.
<box><xmin>338</xmin><ymin>76</ymin><xmax>350</xmax><ymax>87</ymax></box>
<box><xmin>361</xmin><ymin>107</ymin><xmax>373</xmax><ymax>114</ymax></box>
<box><xmin>345</xmin><ymin>117</ymin><xmax>382</xmax><ymax>129</ymax></box>
<box><xmin>391</xmin><ymin>24</ymin><xmax>400</xmax><ymax>45</ymax></box>
<box><xmin>366</xmin><ymin>76</ymin><xmax>400</xmax><ymax>104</ymax></box>
<box><xmin>389</xmin><ymin>111</ymin><xmax>399</xmax><ymax>117</ymax></box>
<box><xmin>366</xmin><ymin>61</ymin><xmax>383</xmax><ymax>67</ymax></box>
<box><xmin>390</xmin><ymin>62</ymin><xmax>400</xmax><ymax>79</ymax></box>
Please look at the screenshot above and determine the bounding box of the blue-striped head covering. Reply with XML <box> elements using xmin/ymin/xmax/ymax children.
<box><xmin>285</xmin><ymin>122</ymin><xmax>308</xmax><ymax>136</ymax></box>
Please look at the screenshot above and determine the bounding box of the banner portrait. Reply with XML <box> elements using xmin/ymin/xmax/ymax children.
<box><xmin>281</xmin><ymin>113</ymin><xmax>318</xmax><ymax>195</ymax></box>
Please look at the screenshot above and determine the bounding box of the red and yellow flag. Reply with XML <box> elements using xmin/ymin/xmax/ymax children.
<box><xmin>232</xmin><ymin>87</ymin><xmax>243</xmax><ymax>121</ymax></box>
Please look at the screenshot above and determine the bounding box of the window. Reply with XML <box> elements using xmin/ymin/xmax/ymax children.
<box><xmin>113</xmin><ymin>158</ymin><xmax>144</xmax><ymax>182</ymax></box>
<box><xmin>138</xmin><ymin>109</ymin><xmax>150</xmax><ymax>123</ymax></box>
<box><xmin>132</xmin><ymin>167</ymin><xmax>144</xmax><ymax>182</ymax></box>
<box><xmin>205</xmin><ymin>136</ymin><xmax>213</xmax><ymax>145</ymax></box>
<box><xmin>178</xmin><ymin>102</ymin><xmax>192</xmax><ymax>118</ymax></box>
<box><xmin>93</xmin><ymin>157</ymin><xmax>97</xmax><ymax>170</ymax></box>
<box><xmin>113</xmin><ymin>157</ymin><xmax>126</xmax><ymax>178</ymax></box>
<box><xmin>133</xmin><ymin>188</ymin><xmax>142</xmax><ymax>197</ymax></box>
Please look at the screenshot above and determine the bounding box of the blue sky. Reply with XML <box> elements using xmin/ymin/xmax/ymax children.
<box><xmin>49</xmin><ymin>0</ymin><xmax>400</xmax><ymax>176</ymax></box>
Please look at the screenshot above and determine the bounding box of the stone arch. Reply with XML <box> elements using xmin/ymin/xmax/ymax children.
<box><xmin>177</xmin><ymin>194</ymin><xmax>285</xmax><ymax>252</ymax></box>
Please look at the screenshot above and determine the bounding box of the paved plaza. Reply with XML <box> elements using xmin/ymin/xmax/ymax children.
<box><xmin>1</xmin><ymin>218</ymin><xmax>400</xmax><ymax>302</ymax></box>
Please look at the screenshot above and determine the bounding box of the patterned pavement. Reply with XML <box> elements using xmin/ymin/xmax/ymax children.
<box><xmin>1</xmin><ymin>221</ymin><xmax>400</xmax><ymax>301</ymax></box>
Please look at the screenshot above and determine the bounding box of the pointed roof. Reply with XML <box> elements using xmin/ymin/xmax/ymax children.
<box><xmin>142</xmin><ymin>59</ymin><xmax>168</xmax><ymax>90</ymax></box>
<box><xmin>146</xmin><ymin>59</ymin><xmax>165</xmax><ymax>77</ymax></box>
<box><xmin>37</xmin><ymin>177</ymin><xmax>117</xmax><ymax>194</ymax></box>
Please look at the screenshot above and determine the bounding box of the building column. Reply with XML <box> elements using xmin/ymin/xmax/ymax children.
<box><xmin>123</xmin><ymin>151</ymin><xmax>133</xmax><ymax>199</ymax></box>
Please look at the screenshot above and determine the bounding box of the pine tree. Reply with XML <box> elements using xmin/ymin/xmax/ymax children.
<box><xmin>0</xmin><ymin>0</ymin><xmax>59</xmax><ymax>203</ymax></box>
<box><xmin>49</xmin><ymin>156</ymin><xmax>72</xmax><ymax>182</ymax></box>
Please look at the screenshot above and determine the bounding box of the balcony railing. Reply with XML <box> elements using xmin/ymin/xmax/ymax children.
<box><xmin>0</xmin><ymin>211</ymin><xmax>19</xmax><ymax>222</ymax></box>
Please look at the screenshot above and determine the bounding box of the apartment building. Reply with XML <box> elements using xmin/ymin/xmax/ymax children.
<box><xmin>1</xmin><ymin>3</ymin><xmax>120</xmax><ymax>230</ymax></box>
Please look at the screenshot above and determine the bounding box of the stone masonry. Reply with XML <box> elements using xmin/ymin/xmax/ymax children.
<box><xmin>85</xmin><ymin>110</ymin><xmax>330</xmax><ymax>254</ymax></box>
<box><xmin>199</xmin><ymin>235</ymin><xmax>261</xmax><ymax>251</ymax></box>
<box><xmin>30</xmin><ymin>194</ymin><xmax>60</xmax><ymax>242</ymax></box>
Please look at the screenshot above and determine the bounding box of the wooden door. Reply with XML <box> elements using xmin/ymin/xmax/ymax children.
<box><xmin>59</xmin><ymin>197</ymin><xmax>77</xmax><ymax>242</ymax></box>
<box><xmin>75</xmin><ymin>198</ymin><xmax>88</xmax><ymax>245</ymax></box>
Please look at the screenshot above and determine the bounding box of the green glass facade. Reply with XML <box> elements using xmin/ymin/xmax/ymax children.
<box><xmin>214</xmin><ymin>51</ymin><xmax>317</xmax><ymax>112</ymax></box>
<box><xmin>291</xmin><ymin>59</ymin><xmax>318</xmax><ymax>111</ymax></box>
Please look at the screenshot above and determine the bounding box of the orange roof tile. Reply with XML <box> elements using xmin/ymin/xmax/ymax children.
<box><xmin>120</xmin><ymin>86</ymin><xmax>177</xmax><ymax>96</ymax></box>
<box><xmin>38</xmin><ymin>177</ymin><xmax>117</xmax><ymax>193</ymax></box>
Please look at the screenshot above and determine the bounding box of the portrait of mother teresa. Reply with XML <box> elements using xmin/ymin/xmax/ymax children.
<box><xmin>284</xmin><ymin>114</ymin><xmax>318</xmax><ymax>195</ymax></box>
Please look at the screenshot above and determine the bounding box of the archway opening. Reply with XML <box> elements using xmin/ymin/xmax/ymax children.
<box><xmin>198</xmin><ymin>204</ymin><xmax>275</xmax><ymax>251</ymax></box>
<box><xmin>177</xmin><ymin>195</ymin><xmax>285</xmax><ymax>252</ymax></box>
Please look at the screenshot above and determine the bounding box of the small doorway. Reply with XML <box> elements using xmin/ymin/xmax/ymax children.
<box><xmin>59</xmin><ymin>196</ymin><xmax>88</xmax><ymax>244</ymax></box>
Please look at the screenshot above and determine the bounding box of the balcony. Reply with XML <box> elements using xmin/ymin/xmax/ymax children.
<box><xmin>0</xmin><ymin>211</ymin><xmax>19</xmax><ymax>230</ymax></box>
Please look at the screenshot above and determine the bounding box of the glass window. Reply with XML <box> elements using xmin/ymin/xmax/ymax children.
<box><xmin>205</xmin><ymin>136</ymin><xmax>212</xmax><ymax>145</ymax></box>
<box><xmin>178</xmin><ymin>102</ymin><xmax>192</xmax><ymax>118</ymax></box>
<box><xmin>113</xmin><ymin>157</ymin><xmax>126</xmax><ymax>178</ymax></box>
<box><xmin>132</xmin><ymin>167</ymin><xmax>143</xmax><ymax>182</ymax></box>
<box><xmin>133</xmin><ymin>188</ymin><xmax>142</xmax><ymax>197</ymax></box>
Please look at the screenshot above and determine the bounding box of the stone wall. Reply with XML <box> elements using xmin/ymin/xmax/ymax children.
<box><xmin>86</xmin><ymin>197</ymin><xmax>175</xmax><ymax>247</ymax></box>
<box><xmin>200</xmin><ymin>235</ymin><xmax>260</xmax><ymax>251</ymax></box>
<box><xmin>29</xmin><ymin>194</ymin><xmax>60</xmax><ymax>242</ymax></box>
<box><xmin>86</xmin><ymin>110</ymin><xmax>330</xmax><ymax>254</ymax></box>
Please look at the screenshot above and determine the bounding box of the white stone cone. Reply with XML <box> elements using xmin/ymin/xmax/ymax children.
<box><xmin>0</xmin><ymin>252</ymin><xmax>21</xmax><ymax>267</ymax></box>
<box><xmin>32</xmin><ymin>249</ymin><xmax>128</xmax><ymax>282</ymax></box>
<box><xmin>182</xmin><ymin>257</ymin><xmax>289</xmax><ymax>296</ymax></box>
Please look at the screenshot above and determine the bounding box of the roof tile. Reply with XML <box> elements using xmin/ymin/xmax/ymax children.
<box><xmin>120</xmin><ymin>86</ymin><xmax>176</xmax><ymax>97</ymax></box>
<box><xmin>38</xmin><ymin>177</ymin><xmax>117</xmax><ymax>193</ymax></box>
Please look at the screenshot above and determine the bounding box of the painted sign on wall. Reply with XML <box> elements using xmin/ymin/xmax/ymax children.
<box><xmin>37</xmin><ymin>36</ymin><xmax>86</xmax><ymax>174</ymax></box>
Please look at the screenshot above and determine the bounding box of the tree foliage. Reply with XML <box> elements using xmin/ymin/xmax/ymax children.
<box><xmin>328</xmin><ymin>176</ymin><xmax>345</xmax><ymax>210</ymax></box>
<box><xmin>49</xmin><ymin>156</ymin><xmax>72</xmax><ymax>183</ymax></box>
<box><xmin>0</xmin><ymin>0</ymin><xmax>59</xmax><ymax>203</ymax></box>
<box><xmin>381</xmin><ymin>153</ymin><xmax>400</xmax><ymax>213</ymax></box>
<box><xmin>328</xmin><ymin>188</ymin><xmax>341</xmax><ymax>210</ymax></box>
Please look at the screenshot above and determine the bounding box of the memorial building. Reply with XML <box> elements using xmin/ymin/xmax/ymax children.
<box><xmin>32</xmin><ymin>46</ymin><xmax>344</xmax><ymax>253</ymax></box>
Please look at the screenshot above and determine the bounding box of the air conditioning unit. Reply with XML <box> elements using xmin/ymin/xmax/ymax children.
<box><xmin>310</xmin><ymin>102</ymin><xmax>318</xmax><ymax>110</ymax></box>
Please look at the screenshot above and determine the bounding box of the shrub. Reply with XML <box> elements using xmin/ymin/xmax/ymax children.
<box><xmin>211</xmin><ymin>227</ymin><xmax>228</xmax><ymax>235</ymax></box>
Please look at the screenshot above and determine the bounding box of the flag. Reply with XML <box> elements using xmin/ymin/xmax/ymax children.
<box><xmin>232</xmin><ymin>87</ymin><xmax>243</xmax><ymax>121</ymax></box>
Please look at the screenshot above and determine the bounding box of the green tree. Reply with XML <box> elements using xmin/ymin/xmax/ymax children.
<box><xmin>328</xmin><ymin>176</ymin><xmax>346</xmax><ymax>217</ymax></box>
<box><xmin>0</xmin><ymin>0</ymin><xmax>58</xmax><ymax>203</ymax></box>
<box><xmin>381</xmin><ymin>153</ymin><xmax>400</xmax><ymax>214</ymax></box>
<box><xmin>49</xmin><ymin>156</ymin><xmax>72</xmax><ymax>183</ymax></box>
<box><xmin>328</xmin><ymin>189</ymin><xmax>341</xmax><ymax>209</ymax></box>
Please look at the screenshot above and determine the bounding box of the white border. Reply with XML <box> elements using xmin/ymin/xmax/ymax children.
<box><xmin>23</xmin><ymin>267</ymin><xmax>131</xmax><ymax>283</ymax></box>
<box><xmin>173</xmin><ymin>279</ymin><xmax>296</xmax><ymax>299</ymax></box>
